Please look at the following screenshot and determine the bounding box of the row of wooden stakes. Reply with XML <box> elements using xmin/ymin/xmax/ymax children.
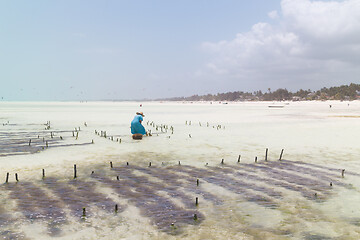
<box><xmin>4</xmin><ymin>148</ymin><xmax>346</xmax><ymax>184</ymax></box>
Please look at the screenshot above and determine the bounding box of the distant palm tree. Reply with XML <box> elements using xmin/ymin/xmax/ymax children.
<box><xmin>268</xmin><ymin>88</ymin><xmax>271</xmax><ymax>93</ymax></box>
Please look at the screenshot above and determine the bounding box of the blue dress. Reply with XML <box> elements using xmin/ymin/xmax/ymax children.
<box><xmin>131</xmin><ymin>115</ymin><xmax>146</xmax><ymax>135</ymax></box>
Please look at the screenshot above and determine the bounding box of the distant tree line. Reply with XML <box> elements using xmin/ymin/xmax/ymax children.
<box><xmin>163</xmin><ymin>83</ymin><xmax>360</xmax><ymax>101</ymax></box>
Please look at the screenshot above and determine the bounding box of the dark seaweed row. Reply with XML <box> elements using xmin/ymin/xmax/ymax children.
<box><xmin>167</xmin><ymin>165</ymin><xmax>279</xmax><ymax>208</ymax></box>
<box><xmin>282</xmin><ymin>160</ymin><xmax>360</xmax><ymax>177</ymax></box>
<box><xmin>0</xmin><ymin>130</ymin><xmax>89</xmax><ymax>157</ymax></box>
<box><xmin>91</xmin><ymin>169</ymin><xmax>202</xmax><ymax>234</ymax></box>
<box><xmin>42</xmin><ymin>178</ymin><xmax>121</xmax><ymax>218</ymax></box>
<box><xmin>239</xmin><ymin>163</ymin><xmax>332</xmax><ymax>198</ymax></box>
<box><xmin>221</xmin><ymin>164</ymin><xmax>325</xmax><ymax>200</ymax></box>
<box><xmin>1</xmin><ymin>177</ymin><xmax>120</xmax><ymax>237</ymax></box>
<box><xmin>263</xmin><ymin>161</ymin><xmax>349</xmax><ymax>188</ymax></box>
<box><xmin>3</xmin><ymin>182</ymin><xmax>66</xmax><ymax>236</ymax></box>
<box><xmin>127</xmin><ymin>164</ymin><xmax>223</xmax><ymax>205</ymax></box>
<box><xmin>0</xmin><ymin>159</ymin><xmax>352</xmax><ymax>238</ymax></box>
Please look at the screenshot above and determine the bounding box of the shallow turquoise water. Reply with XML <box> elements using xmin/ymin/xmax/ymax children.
<box><xmin>0</xmin><ymin>100</ymin><xmax>359</xmax><ymax>239</ymax></box>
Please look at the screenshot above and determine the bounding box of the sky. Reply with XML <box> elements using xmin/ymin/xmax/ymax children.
<box><xmin>0</xmin><ymin>0</ymin><xmax>359</xmax><ymax>101</ymax></box>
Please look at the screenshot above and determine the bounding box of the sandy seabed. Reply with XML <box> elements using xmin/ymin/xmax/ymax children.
<box><xmin>0</xmin><ymin>100</ymin><xmax>359</xmax><ymax>239</ymax></box>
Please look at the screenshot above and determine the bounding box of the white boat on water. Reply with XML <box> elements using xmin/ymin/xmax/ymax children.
<box><xmin>268</xmin><ymin>105</ymin><xmax>285</xmax><ymax>108</ymax></box>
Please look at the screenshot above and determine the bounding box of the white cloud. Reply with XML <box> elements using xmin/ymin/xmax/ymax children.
<box><xmin>201</xmin><ymin>0</ymin><xmax>360</xmax><ymax>90</ymax></box>
<box><xmin>281</xmin><ymin>0</ymin><xmax>360</xmax><ymax>40</ymax></box>
<box><xmin>268</xmin><ymin>10</ymin><xmax>279</xmax><ymax>19</ymax></box>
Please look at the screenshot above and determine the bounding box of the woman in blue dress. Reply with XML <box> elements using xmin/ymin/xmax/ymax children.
<box><xmin>131</xmin><ymin>112</ymin><xmax>146</xmax><ymax>135</ymax></box>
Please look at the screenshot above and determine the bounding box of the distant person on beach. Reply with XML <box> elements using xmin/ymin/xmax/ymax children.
<box><xmin>131</xmin><ymin>112</ymin><xmax>146</xmax><ymax>135</ymax></box>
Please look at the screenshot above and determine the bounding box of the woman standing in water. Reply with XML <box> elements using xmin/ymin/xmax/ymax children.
<box><xmin>131</xmin><ymin>112</ymin><xmax>146</xmax><ymax>139</ymax></box>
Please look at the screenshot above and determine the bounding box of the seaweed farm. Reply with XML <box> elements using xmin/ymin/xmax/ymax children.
<box><xmin>0</xmin><ymin>101</ymin><xmax>360</xmax><ymax>239</ymax></box>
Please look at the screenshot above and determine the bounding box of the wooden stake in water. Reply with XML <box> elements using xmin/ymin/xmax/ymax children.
<box><xmin>330</xmin><ymin>182</ymin><xmax>333</xmax><ymax>187</ymax></box>
<box><xmin>221</xmin><ymin>159</ymin><xmax>224</xmax><ymax>164</ymax></box>
<box><xmin>265</xmin><ymin>148</ymin><xmax>268</xmax><ymax>161</ymax></box>
<box><xmin>178</xmin><ymin>161</ymin><xmax>181</xmax><ymax>165</ymax></box>
<box><xmin>110</xmin><ymin>162</ymin><xmax>113</xmax><ymax>168</ymax></box>
<box><xmin>193</xmin><ymin>214</ymin><xmax>198</xmax><ymax>221</ymax></box>
<box><xmin>255</xmin><ymin>156</ymin><xmax>258</xmax><ymax>163</ymax></box>
<box><xmin>74</xmin><ymin>164</ymin><xmax>77</xmax><ymax>179</ymax></box>
<box><xmin>116</xmin><ymin>176</ymin><xmax>119</xmax><ymax>181</ymax></box>
<box><xmin>5</xmin><ymin>172</ymin><xmax>9</xmax><ymax>183</ymax></box>
<box><xmin>115</xmin><ymin>204</ymin><xmax>118</xmax><ymax>213</ymax></box>
<box><xmin>29</xmin><ymin>139</ymin><xmax>31</xmax><ymax>146</ymax></box>
<box><xmin>126</xmin><ymin>162</ymin><xmax>129</xmax><ymax>166</ymax></box>
<box><xmin>279</xmin><ymin>149</ymin><xmax>284</xmax><ymax>161</ymax></box>
<box><xmin>342</xmin><ymin>169</ymin><xmax>345</xmax><ymax>178</ymax></box>
<box><xmin>15</xmin><ymin>173</ymin><xmax>19</xmax><ymax>182</ymax></box>
<box><xmin>42</xmin><ymin>169</ymin><xmax>45</xmax><ymax>179</ymax></box>
<box><xmin>149</xmin><ymin>162</ymin><xmax>151</xmax><ymax>167</ymax></box>
<box><xmin>46</xmin><ymin>141</ymin><xmax>48</xmax><ymax>148</ymax></box>
<box><xmin>238</xmin><ymin>155</ymin><xmax>241</xmax><ymax>163</ymax></box>
<box><xmin>82</xmin><ymin>207</ymin><xmax>86</xmax><ymax>217</ymax></box>
<box><xmin>195</xmin><ymin>197</ymin><xmax>198</xmax><ymax>206</ymax></box>
<box><xmin>196</xmin><ymin>179</ymin><xmax>199</xmax><ymax>186</ymax></box>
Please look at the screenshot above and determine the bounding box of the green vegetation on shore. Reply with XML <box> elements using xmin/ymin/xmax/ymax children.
<box><xmin>164</xmin><ymin>83</ymin><xmax>360</xmax><ymax>101</ymax></box>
